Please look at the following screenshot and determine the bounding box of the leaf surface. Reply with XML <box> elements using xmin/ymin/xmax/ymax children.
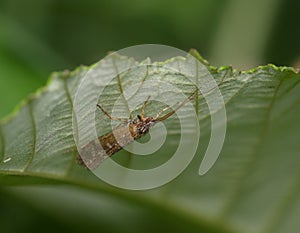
<box><xmin>0</xmin><ymin>52</ymin><xmax>299</xmax><ymax>233</ymax></box>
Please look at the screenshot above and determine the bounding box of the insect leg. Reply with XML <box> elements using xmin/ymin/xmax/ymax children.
<box><xmin>155</xmin><ymin>105</ymin><xmax>173</xmax><ymax>119</ymax></box>
<box><xmin>155</xmin><ymin>91</ymin><xmax>196</xmax><ymax>122</ymax></box>
<box><xmin>96</xmin><ymin>104</ymin><xmax>128</xmax><ymax>122</ymax></box>
<box><xmin>141</xmin><ymin>96</ymin><xmax>151</xmax><ymax>118</ymax></box>
<box><xmin>155</xmin><ymin>70</ymin><xmax>228</xmax><ymax>122</ymax></box>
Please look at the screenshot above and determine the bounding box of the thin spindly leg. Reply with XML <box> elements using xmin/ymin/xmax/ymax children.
<box><xmin>197</xmin><ymin>69</ymin><xmax>228</xmax><ymax>97</ymax></box>
<box><xmin>141</xmin><ymin>96</ymin><xmax>151</xmax><ymax>118</ymax></box>
<box><xmin>155</xmin><ymin>71</ymin><xmax>228</xmax><ymax>122</ymax></box>
<box><xmin>155</xmin><ymin>105</ymin><xmax>173</xmax><ymax>119</ymax></box>
<box><xmin>155</xmin><ymin>91</ymin><xmax>196</xmax><ymax>122</ymax></box>
<box><xmin>96</xmin><ymin>104</ymin><xmax>128</xmax><ymax>122</ymax></box>
<box><xmin>127</xmin><ymin>66</ymin><xmax>149</xmax><ymax>102</ymax></box>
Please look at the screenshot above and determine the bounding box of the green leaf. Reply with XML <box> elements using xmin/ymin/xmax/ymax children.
<box><xmin>0</xmin><ymin>51</ymin><xmax>300</xmax><ymax>233</ymax></box>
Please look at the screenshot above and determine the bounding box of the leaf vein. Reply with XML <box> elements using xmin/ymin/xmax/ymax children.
<box><xmin>112</xmin><ymin>56</ymin><xmax>132</xmax><ymax>119</ymax></box>
<box><xmin>264</xmin><ymin>171</ymin><xmax>300</xmax><ymax>233</ymax></box>
<box><xmin>62</xmin><ymin>77</ymin><xmax>79</xmax><ymax>176</ymax></box>
<box><xmin>23</xmin><ymin>101</ymin><xmax>37</xmax><ymax>171</ymax></box>
<box><xmin>218</xmin><ymin>76</ymin><xmax>283</xmax><ymax>219</ymax></box>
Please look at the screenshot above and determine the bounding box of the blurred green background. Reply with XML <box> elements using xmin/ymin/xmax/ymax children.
<box><xmin>0</xmin><ymin>0</ymin><xmax>300</xmax><ymax>232</ymax></box>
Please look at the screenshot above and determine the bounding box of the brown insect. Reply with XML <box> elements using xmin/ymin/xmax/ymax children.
<box><xmin>77</xmin><ymin>92</ymin><xmax>196</xmax><ymax>169</ymax></box>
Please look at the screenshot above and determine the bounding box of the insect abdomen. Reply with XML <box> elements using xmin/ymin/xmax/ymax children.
<box><xmin>77</xmin><ymin>123</ymin><xmax>137</xmax><ymax>169</ymax></box>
